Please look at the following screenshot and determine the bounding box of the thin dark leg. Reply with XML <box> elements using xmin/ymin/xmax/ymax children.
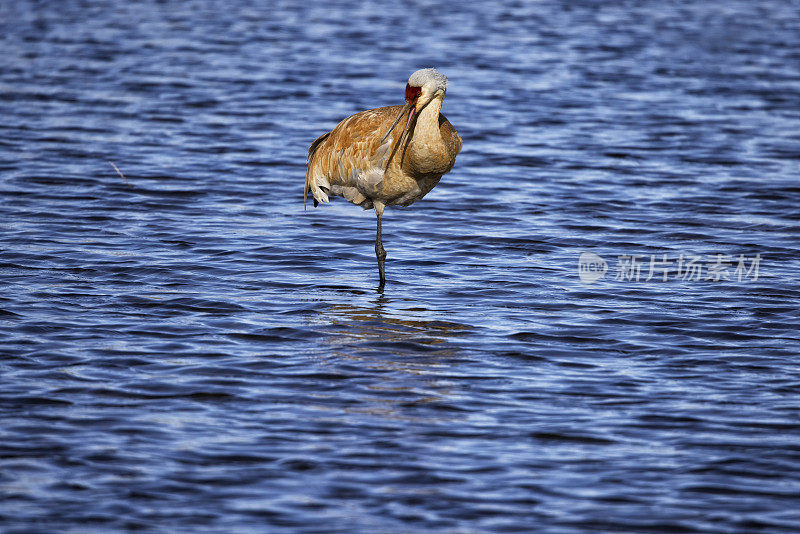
<box><xmin>375</xmin><ymin>204</ymin><xmax>386</xmax><ymax>286</ymax></box>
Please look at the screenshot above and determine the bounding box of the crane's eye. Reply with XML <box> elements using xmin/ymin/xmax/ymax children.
<box><xmin>405</xmin><ymin>84</ymin><xmax>422</xmax><ymax>104</ymax></box>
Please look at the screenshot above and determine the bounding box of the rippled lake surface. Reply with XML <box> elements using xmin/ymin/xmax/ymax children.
<box><xmin>2</xmin><ymin>1</ymin><xmax>800</xmax><ymax>532</ymax></box>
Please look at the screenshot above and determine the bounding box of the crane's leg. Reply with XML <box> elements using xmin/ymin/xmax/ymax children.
<box><xmin>374</xmin><ymin>201</ymin><xmax>386</xmax><ymax>286</ymax></box>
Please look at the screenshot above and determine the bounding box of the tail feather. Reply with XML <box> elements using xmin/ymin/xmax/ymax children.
<box><xmin>304</xmin><ymin>132</ymin><xmax>332</xmax><ymax>211</ymax></box>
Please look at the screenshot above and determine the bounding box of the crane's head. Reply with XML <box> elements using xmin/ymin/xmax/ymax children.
<box><xmin>381</xmin><ymin>68</ymin><xmax>449</xmax><ymax>156</ymax></box>
<box><xmin>405</xmin><ymin>68</ymin><xmax>448</xmax><ymax>112</ymax></box>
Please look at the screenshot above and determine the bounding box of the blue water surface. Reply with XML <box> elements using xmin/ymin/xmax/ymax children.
<box><xmin>2</xmin><ymin>1</ymin><xmax>800</xmax><ymax>532</ymax></box>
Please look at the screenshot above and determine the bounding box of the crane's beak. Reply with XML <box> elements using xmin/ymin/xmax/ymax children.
<box><xmin>380</xmin><ymin>101</ymin><xmax>412</xmax><ymax>145</ymax></box>
<box><xmin>398</xmin><ymin>103</ymin><xmax>416</xmax><ymax>150</ymax></box>
<box><xmin>381</xmin><ymin>101</ymin><xmax>416</xmax><ymax>169</ymax></box>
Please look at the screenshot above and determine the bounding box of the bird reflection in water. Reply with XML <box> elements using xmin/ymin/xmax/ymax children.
<box><xmin>305</xmin><ymin>293</ymin><xmax>469</xmax><ymax>419</ymax></box>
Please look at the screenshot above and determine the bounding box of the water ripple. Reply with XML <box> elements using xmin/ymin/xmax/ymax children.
<box><xmin>2</xmin><ymin>0</ymin><xmax>800</xmax><ymax>532</ymax></box>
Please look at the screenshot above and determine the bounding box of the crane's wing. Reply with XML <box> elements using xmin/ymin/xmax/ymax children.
<box><xmin>305</xmin><ymin>105</ymin><xmax>405</xmax><ymax>209</ymax></box>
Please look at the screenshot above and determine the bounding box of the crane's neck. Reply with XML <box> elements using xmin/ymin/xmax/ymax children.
<box><xmin>406</xmin><ymin>95</ymin><xmax>447</xmax><ymax>174</ymax></box>
<box><xmin>413</xmin><ymin>95</ymin><xmax>443</xmax><ymax>144</ymax></box>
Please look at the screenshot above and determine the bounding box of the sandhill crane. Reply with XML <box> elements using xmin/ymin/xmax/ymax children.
<box><xmin>304</xmin><ymin>68</ymin><xmax>462</xmax><ymax>287</ymax></box>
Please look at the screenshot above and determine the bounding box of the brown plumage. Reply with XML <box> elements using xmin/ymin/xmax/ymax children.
<box><xmin>304</xmin><ymin>68</ymin><xmax>462</xmax><ymax>286</ymax></box>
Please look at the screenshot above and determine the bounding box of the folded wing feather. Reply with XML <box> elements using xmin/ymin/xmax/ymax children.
<box><xmin>305</xmin><ymin>106</ymin><xmax>404</xmax><ymax>210</ymax></box>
